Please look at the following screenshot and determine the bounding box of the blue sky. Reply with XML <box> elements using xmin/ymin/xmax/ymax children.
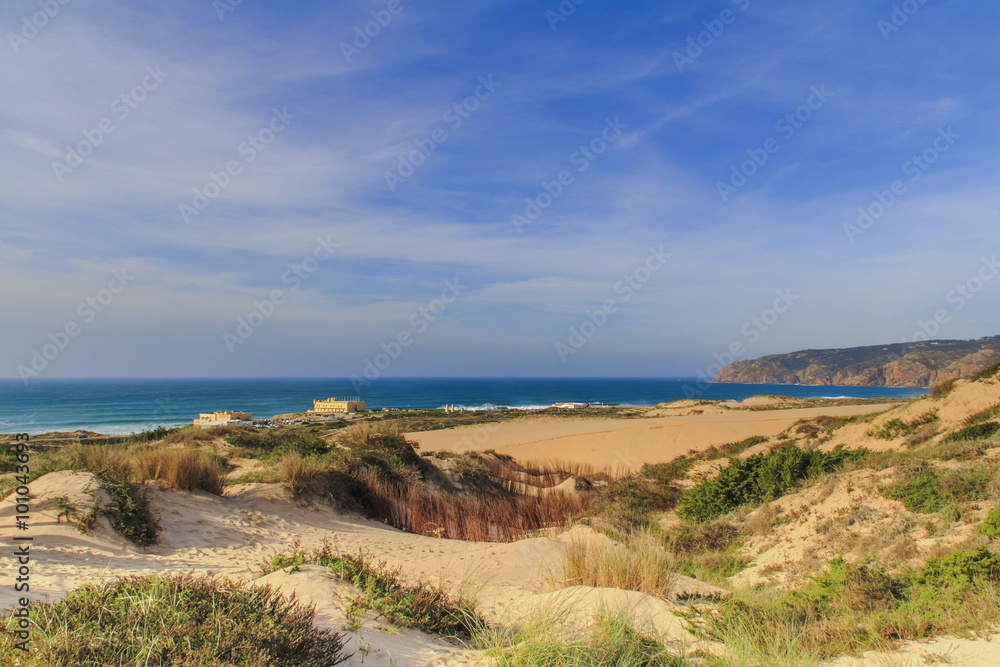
<box><xmin>1</xmin><ymin>0</ymin><xmax>998</xmax><ymax>380</ymax></box>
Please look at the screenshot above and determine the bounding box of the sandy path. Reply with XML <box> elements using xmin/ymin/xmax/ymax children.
<box><xmin>409</xmin><ymin>404</ymin><xmax>895</xmax><ymax>471</ymax></box>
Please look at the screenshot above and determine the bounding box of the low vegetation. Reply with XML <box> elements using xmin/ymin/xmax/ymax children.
<box><xmin>676</xmin><ymin>445</ymin><xmax>868</xmax><ymax>523</ymax></box>
<box><xmin>0</xmin><ymin>574</ymin><xmax>350</xmax><ymax>666</ymax></box>
<box><xmin>275</xmin><ymin>423</ymin><xmax>593</xmax><ymax>541</ymax></box>
<box><xmin>982</xmin><ymin>508</ymin><xmax>1000</xmax><ymax>537</ymax></box>
<box><xmin>478</xmin><ymin>611</ymin><xmax>684</xmax><ymax>667</ymax></box>
<box><xmin>882</xmin><ymin>461</ymin><xmax>994</xmax><ymax>514</ymax></box>
<box><xmin>26</xmin><ymin>442</ymin><xmax>228</xmax><ymax>496</ymax></box>
<box><xmin>868</xmin><ymin>411</ymin><xmax>939</xmax><ymax>440</ymax></box>
<box><xmin>94</xmin><ymin>468</ymin><xmax>160</xmax><ymax>546</ymax></box>
<box><xmin>972</xmin><ymin>361</ymin><xmax>1000</xmax><ymax>382</ymax></box>
<box><xmin>259</xmin><ymin>542</ymin><xmax>483</xmax><ymax>639</ymax></box>
<box><xmin>559</xmin><ymin>530</ymin><xmax>678</xmax><ymax>597</ymax></box>
<box><xmin>944</xmin><ymin>421</ymin><xmax>1000</xmax><ymax>443</ymax></box>
<box><xmin>709</xmin><ymin>547</ymin><xmax>1000</xmax><ymax>660</ymax></box>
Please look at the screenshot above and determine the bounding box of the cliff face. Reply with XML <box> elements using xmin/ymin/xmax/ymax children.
<box><xmin>713</xmin><ymin>336</ymin><xmax>1000</xmax><ymax>387</ymax></box>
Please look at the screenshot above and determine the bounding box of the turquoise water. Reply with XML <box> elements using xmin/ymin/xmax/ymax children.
<box><xmin>0</xmin><ymin>377</ymin><xmax>925</xmax><ymax>435</ymax></box>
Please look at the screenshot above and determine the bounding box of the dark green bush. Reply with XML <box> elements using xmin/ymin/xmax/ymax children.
<box><xmin>944</xmin><ymin>421</ymin><xmax>1000</xmax><ymax>443</ymax></box>
<box><xmin>883</xmin><ymin>463</ymin><xmax>991</xmax><ymax>514</ymax></box>
<box><xmin>916</xmin><ymin>546</ymin><xmax>1000</xmax><ymax>588</ymax></box>
<box><xmin>96</xmin><ymin>469</ymin><xmax>160</xmax><ymax>546</ymax></box>
<box><xmin>676</xmin><ymin>445</ymin><xmax>868</xmax><ymax>523</ymax></box>
<box><xmin>981</xmin><ymin>508</ymin><xmax>1000</xmax><ymax>538</ymax></box>
<box><xmin>226</xmin><ymin>429</ymin><xmax>330</xmax><ymax>457</ymax></box>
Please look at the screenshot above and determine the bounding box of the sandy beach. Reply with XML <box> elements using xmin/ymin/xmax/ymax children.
<box><xmin>409</xmin><ymin>402</ymin><xmax>897</xmax><ymax>470</ymax></box>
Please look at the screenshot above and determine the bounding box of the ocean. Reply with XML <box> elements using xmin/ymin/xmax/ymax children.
<box><xmin>0</xmin><ymin>377</ymin><xmax>926</xmax><ymax>435</ymax></box>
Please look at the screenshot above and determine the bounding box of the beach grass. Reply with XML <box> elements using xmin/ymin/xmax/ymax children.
<box><xmin>0</xmin><ymin>574</ymin><xmax>350</xmax><ymax>666</ymax></box>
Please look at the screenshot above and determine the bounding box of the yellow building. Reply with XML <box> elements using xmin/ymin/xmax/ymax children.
<box><xmin>311</xmin><ymin>398</ymin><xmax>367</xmax><ymax>414</ymax></box>
<box><xmin>193</xmin><ymin>410</ymin><xmax>252</xmax><ymax>426</ymax></box>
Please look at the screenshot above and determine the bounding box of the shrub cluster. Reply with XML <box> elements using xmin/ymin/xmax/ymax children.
<box><xmin>883</xmin><ymin>462</ymin><xmax>992</xmax><ymax>514</ymax></box>
<box><xmin>0</xmin><ymin>574</ymin><xmax>349</xmax><ymax>666</ymax></box>
<box><xmin>226</xmin><ymin>428</ymin><xmax>331</xmax><ymax>458</ymax></box>
<box><xmin>711</xmin><ymin>547</ymin><xmax>1000</xmax><ymax>659</ymax></box>
<box><xmin>944</xmin><ymin>421</ymin><xmax>1000</xmax><ymax>443</ymax></box>
<box><xmin>95</xmin><ymin>468</ymin><xmax>160</xmax><ymax>546</ymax></box>
<box><xmin>676</xmin><ymin>445</ymin><xmax>867</xmax><ymax>523</ymax></box>
<box><xmin>980</xmin><ymin>507</ymin><xmax>1000</xmax><ymax>537</ymax></box>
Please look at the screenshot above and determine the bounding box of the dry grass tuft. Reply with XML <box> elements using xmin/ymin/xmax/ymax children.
<box><xmin>559</xmin><ymin>530</ymin><xmax>678</xmax><ymax>598</ymax></box>
<box><xmin>130</xmin><ymin>447</ymin><xmax>227</xmax><ymax>495</ymax></box>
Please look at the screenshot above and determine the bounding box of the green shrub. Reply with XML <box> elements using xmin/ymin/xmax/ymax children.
<box><xmin>676</xmin><ymin>445</ymin><xmax>868</xmax><ymax>523</ymax></box>
<box><xmin>883</xmin><ymin>465</ymin><xmax>944</xmax><ymax>513</ymax></box>
<box><xmin>981</xmin><ymin>508</ymin><xmax>1000</xmax><ymax>538</ymax></box>
<box><xmin>96</xmin><ymin>469</ymin><xmax>160</xmax><ymax>546</ymax></box>
<box><xmin>226</xmin><ymin>429</ymin><xmax>330</xmax><ymax>457</ymax></box>
<box><xmin>926</xmin><ymin>438</ymin><xmax>992</xmax><ymax>461</ymax></box>
<box><xmin>916</xmin><ymin>546</ymin><xmax>1000</xmax><ymax>588</ymax></box>
<box><xmin>944</xmin><ymin>421</ymin><xmax>1000</xmax><ymax>443</ymax></box>
<box><xmin>600</xmin><ymin>476</ymin><xmax>682</xmax><ymax>529</ymax></box>
<box><xmin>0</xmin><ymin>574</ymin><xmax>349</xmax><ymax>666</ymax></box>
<box><xmin>710</xmin><ymin>549</ymin><xmax>1000</xmax><ymax>660</ymax></box>
<box><xmin>883</xmin><ymin>464</ymin><xmax>991</xmax><ymax>514</ymax></box>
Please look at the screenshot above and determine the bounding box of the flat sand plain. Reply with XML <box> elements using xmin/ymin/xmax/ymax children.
<box><xmin>408</xmin><ymin>402</ymin><xmax>897</xmax><ymax>471</ymax></box>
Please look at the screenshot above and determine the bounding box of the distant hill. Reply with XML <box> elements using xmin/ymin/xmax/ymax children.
<box><xmin>713</xmin><ymin>336</ymin><xmax>1000</xmax><ymax>387</ymax></box>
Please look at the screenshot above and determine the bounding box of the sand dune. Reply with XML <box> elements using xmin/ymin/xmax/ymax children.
<box><xmin>3</xmin><ymin>473</ymin><xmax>718</xmax><ymax>666</ymax></box>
